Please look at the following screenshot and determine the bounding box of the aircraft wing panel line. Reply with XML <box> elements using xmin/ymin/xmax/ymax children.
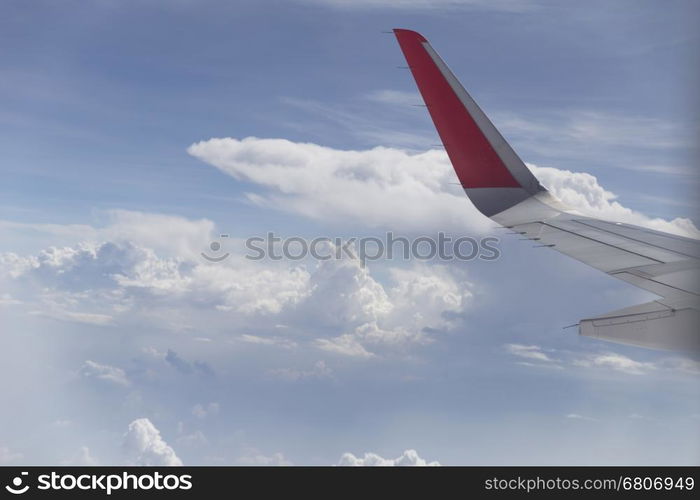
<box><xmin>570</xmin><ymin>219</ymin><xmax>700</xmax><ymax>260</ymax></box>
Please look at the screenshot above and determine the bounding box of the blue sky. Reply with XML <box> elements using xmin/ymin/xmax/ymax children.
<box><xmin>0</xmin><ymin>0</ymin><xmax>698</xmax><ymax>465</ymax></box>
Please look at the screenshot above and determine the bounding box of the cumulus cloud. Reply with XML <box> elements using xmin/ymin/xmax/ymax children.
<box><xmin>339</xmin><ymin>449</ymin><xmax>439</xmax><ymax>466</ymax></box>
<box><xmin>123</xmin><ymin>418</ymin><xmax>182</xmax><ymax>466</ymax></box>
<box><xmin>188</xmin><ymin>137</ymin><xmax>697</xmax><ymax>237</ymax></box>
<box><xmin>80</xmin><ymin>360</ymin><xmax>129</xmax><ymax>386</ymax></box>
<box><xmin>0</xmin><ymin>237</ymin><xmax>311</xmax><ymax>329</ymax></box>
<box><xmin>308</xmin><ymin>260</ymin><xmax>472</xmax><ymax>358</ymax></box>
<box><xmin>531</xmin><ymin>165</ymin><xmax>699</xmax><ymax>237</ymax></box>
<box><xmin>2</xmin><ymin>212</ymin><xmax>477</xmax><ymax>359</ymax></box>
<box><xmin>188</xmin><ymin>137</ymin><xmax>489</xmax><ymax>233</ymax></box>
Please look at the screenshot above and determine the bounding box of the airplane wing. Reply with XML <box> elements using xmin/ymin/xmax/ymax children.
<box><xmin>393</xmin><ymin>28</ymin><xmax>700</xmax><ymax>352</ymax></box>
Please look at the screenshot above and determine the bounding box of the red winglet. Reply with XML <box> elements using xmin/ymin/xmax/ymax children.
<box><xmin>394</xmin><ymin>29</ymin><xmax>521</xmax><ymax>189</ymax></box>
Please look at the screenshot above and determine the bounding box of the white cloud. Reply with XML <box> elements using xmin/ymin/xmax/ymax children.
<box><xmin>2</xmin><ymin>230</ymin><xmax>472</xmax><ymax>359</ymax></box>
<box><xmin>0</xmin><ymin>210</ymin><xmax>216</xmax><ymax>261</ymax></box>
<box><xmin>339</xmin><ymin>449</ymin><xmax>439</xmax><ymax>466</ymax></box>
<box><xmin>187</xmin><ymin>137</ymin><xmax>490</xmax><ymax>233</ymax></box>
<box><xmin>506</xmin><ymin>344</ymin><xmax>698</xmax><ymax>378</ymax></box>
<box><xmin>309</xmin><ymin>260</ymin><xmax>472</xmax><ymax>358</ymax></box>
<box><xmin>388</xmin><ymin>265</ymin><xmax>472</xmax><ymax>326</ymax></box>
<box><xmin>365</xmin><ymin>89</ymin><xmax>422</xmax><ymax>106</ymax></box>
<box><xmin>102</xmin><ymin>210</ymin><xmax>215</xmax><ymax>261</ymax></box>
<box><xmin>123</xmin><ymin>418</ymin><xmax>182</xmax><ymax>466</ymax></box>
<box><xmin>267</xmin><ymin>360</ymin><xmax>333</xmax><ymax>381</ymax></box>
<box><xmin>297</xmin><ymin>254</ymin><xmax>393</xmax><ymax>328</ymax></box>
<box><xmin>565</xmin><ymin>413</ymin><xmax>598</xmax><ymax>422</ymax></box>
<box><xmin>504</xmin><ymin>344</ymin><xmax>553</xmax><ymax>363</ymax></box>
<box><xmin>1</xmin><ymin>238</ymin><xmax>312</xmax><ymax>328</ymax></box>
<box><xmin>238</xmin><ymin>334</ymin><xmax>298</xmax><ymax>349</ymax></box>
<box><xmin>236</xmin><ymin>450</ymin><xmax>292</xmax><ymax>466</ymax></box>
<box><xmin>315</xmin><ymin>334</ymin><xmax>375</xmax><ymax>359</ymax></box>
<box><xmin>188</xmin><ymin>137</ymin><xmax>697</xmax><ymax>237</ymax></box>
<box><xmin>31</xmin><ymin>309</ymin><xmax>114</xmax><ymax>326</ymax></box>
<box><xmin>531</xmin><ymin>165</ymin><xmax>699</xmax><ymax>237</ymax></box>
<box><xmin>573</xmin><ymin>353</ymin><xmax>656</xmax><ymax>376</ymax></box>
<box><xmin>80</xmin><ymin>360</ymin><xmax>129</xmax><ymax>386</ymax></box>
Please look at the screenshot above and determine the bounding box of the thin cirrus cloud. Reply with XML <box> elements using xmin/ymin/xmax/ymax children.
<box><xmin>497</xmin><ymin>110</ymin><xmax>695</xmax><ymax>151</ymax></box>
<box><xmin>496</xmin><ymin>110</ymin><xmax>699</xmax><ymax>178</ymax></box>
<box><xmin>80</xmin><ymin>360</ymin><xmax>130</xmax><ymax>387</ymax></box>
<box><xmin>294</xmin><ymin>90</ymin><xmax>697</xmax><ymax>183</ymax></box>
<box><xmin>503</xmin><ymin>343</ymin><xmax>700</xmax><ymax>377</ymax></box>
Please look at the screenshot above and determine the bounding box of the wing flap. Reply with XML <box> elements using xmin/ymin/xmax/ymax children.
<box><xmin>581</xmin><ymin>301</ymin><xmax>700</xmax><ymax>352</ymax></box>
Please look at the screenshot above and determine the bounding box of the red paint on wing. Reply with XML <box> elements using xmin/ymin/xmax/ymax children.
<box><xmin>394</xmin><ymin>29</ymin><xmax>520</xmax><ymax>189</ymax></box>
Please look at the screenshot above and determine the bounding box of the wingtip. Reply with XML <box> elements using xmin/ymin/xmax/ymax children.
<box><xmin>392</xmin><ymin>28</ymin><xmax>427</xmax><ymax>42</ymax></box>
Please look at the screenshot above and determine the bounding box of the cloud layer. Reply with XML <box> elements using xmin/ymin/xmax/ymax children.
<box><xmin>188</xmin><ymin>137</ymin><xmax>698</xmax><ymax>237</ymax></box>
<box><xmin>1</xmin><ymin>213</ymin><xmax>474</xmax><ymax>360</ymax></box>
<box><xmin>339</xmin><ymin>449</ymin><xmax>439</xmax><ymax>466</ymax></box>
<box><xmin>504</xmin><ymin>343</ymin><xmax>699</xmax><ymax>376</ymax></box>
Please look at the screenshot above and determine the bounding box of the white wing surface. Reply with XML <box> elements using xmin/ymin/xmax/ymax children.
<box><xmin>394</xmin><ymin>29</ymin><xmax>699</xmax><ymax>352</ymax></box>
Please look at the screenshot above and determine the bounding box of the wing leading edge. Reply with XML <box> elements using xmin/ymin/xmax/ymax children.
<box><xmin>393</xmin><ymin>28</ymin><xmax>700</xmax><ymax>352</ymax></box>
